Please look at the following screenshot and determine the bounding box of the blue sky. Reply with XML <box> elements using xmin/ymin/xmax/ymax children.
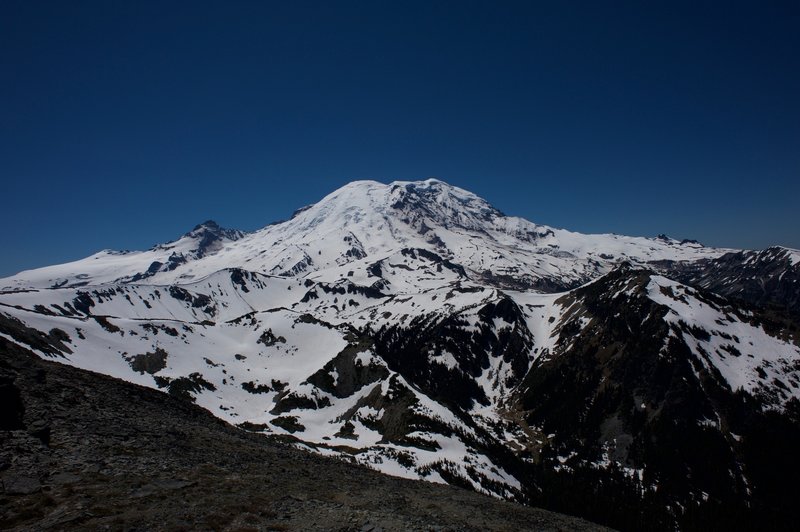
<box><xmin>1</xmin><ymin>1</ymin><xmax>798</xmax><ymax>276</ymax></box>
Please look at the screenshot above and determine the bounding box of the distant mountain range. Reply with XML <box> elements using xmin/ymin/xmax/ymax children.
<box><xmin>2</xmin><ymin>179</ymin><xmax>798</xmax><ymax>530</ymax></box>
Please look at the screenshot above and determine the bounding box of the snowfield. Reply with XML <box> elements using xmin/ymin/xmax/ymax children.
<box><xmin>1</xmin><ymin>178</ymin><xmax>797</xmax><ymax>502</ymax></box>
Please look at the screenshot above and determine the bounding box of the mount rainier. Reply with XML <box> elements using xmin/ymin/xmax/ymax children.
<box><xmin>2</xmin><ymin>179</ymin><xmax>798</xmax><ymax>530</ymax></box>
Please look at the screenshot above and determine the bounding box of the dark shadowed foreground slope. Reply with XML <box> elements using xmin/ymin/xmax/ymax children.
<box><xmin>0</xmin><ymin>338</ymin><xmax>606</xmax><ymax>532</ymax></box>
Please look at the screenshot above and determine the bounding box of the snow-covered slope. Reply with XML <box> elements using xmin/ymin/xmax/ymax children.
<box><xmin>3</xmin><ymin>220</ymin><xmax>249</xmax><ymax>290</ymax></box>
<box><xmin>1</xmin><ymin>178</ymin><xmax>798</xmax><ymax>528</ymax></box>
<box><xmin>1</xmin><ymin>179</ymin><xmax>726</xmax><ymax>292</ymax></box>
<box><xmin>0</xmin><ymin>272</ymin><xmax>529</xmax><ymax>498</ymax></box>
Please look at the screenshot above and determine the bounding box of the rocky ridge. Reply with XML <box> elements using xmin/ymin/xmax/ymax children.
<box><xmin>0</xmin><ymin>335</ymin><xmax>606</xmax><ymax>531</ymax></box>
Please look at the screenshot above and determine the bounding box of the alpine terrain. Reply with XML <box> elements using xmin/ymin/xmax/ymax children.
<box><xmin>2</xmin><ymin>179</ymin><xmax>798</xmax><ymax>530</ymax></box>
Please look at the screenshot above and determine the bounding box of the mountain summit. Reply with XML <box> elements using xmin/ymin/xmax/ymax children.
<box><xmin>1</xmin><ymin>179</ymin><xmax>798</xmax><ymax>530</ymax></box>
<box><xmin>2</xmin><ymin>179</ymin><xmax>724</xmax><ymax>291</ymax></box>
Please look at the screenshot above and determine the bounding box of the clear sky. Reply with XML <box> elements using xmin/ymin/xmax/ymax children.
<box><xmin>1</xmin><ymin>1</ymin><xmax>798</xmax><ymax>277</ymax></box>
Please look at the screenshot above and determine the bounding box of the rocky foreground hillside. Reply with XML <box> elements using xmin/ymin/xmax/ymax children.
<box><xmin>0</xmin><ymin>336</ymin><xmax>605</xmax><ymax>531</ymax></box>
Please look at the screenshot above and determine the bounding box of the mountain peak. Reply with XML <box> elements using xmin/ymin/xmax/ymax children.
<box><xmin>0</xmin><ymin>178</ymin><xmax>733</xmax><ymax>290</ymax></box>
<box><xmin>150</xmin><ymin>220</ymin><xmax>248</xmax><ymax>262</ymax></box>
<box><xmin>386</xmin><ymin>179</ymin><xmax>504</xmax><ymax>229</ymax></box>
<box><xmin>191</xmin><ymin>220</ymin><xmax>221</xmax><ymax>232</ymax></box>
<box><xmin>182</xmin><ymin>220</ymin><xmax>245</xmax><ymax>242</ymax></box>
<box><xmin>276</xmin><ymin>178</ymin><xmax>505</xmax><ymax>240</ymax></box>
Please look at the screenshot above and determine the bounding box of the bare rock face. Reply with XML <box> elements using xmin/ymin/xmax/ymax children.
<box><xmin>0</xmin><ymin>338</ymin><xmax>605</xmax><ymax>532</ymax></box>
<box><xmin>658</xmin><ymin>246</ymin><xmax>800</xmax><ymax>315</ymax></box>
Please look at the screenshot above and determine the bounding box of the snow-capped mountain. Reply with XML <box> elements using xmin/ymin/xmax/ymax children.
<box><xmin>1</xmin><ymin>179</ymin><xmax>798</xmax><ymax>531</ymax></box>
<box><xmin>3</xmin><ymin>179</ymin><xmax>726</xmax><ymax>292</ymax></box>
